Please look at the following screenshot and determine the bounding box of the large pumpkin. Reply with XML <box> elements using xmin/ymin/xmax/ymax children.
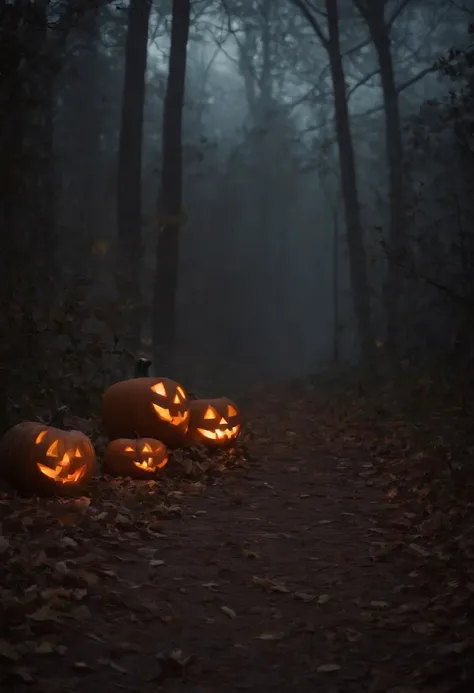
<box><xmin>187</xmin><ymin>398</ymin><xmax>241</xmax><ymax>448</ymax></box>
<box><xmin>101</xmin><ymin>377</ymin><xmax>190</xmax><ymax>447</ymax></box>
<box><xmin>104</xmin><ymin>438</ymin><xmax>168</xmax><ymax>479</ymax></box>
<box><xmin>0</xmin><ymin>422</ymin><xmax>96</xmax><ymax>496</ymax></box>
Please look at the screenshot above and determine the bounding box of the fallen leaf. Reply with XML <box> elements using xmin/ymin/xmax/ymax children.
<box><xmin>87</xmin><ymin>632</ymin><xmax>105</xmax><ymax>643</ymax></box>
<box><xmin>221</xmin><ymin>606</ymin><xmax>237</xmax><ymax>619</ymax></box>
<box><xmin>0</xmin><ymin>640</ymin><xmax>22</xmax><ymax>661</ymax></box>
<box><xmin>294</xmin><ymin>592</ymin><xmax>316</xmax><ymax>603</ymax></box>
<box><xmin>71</xmin><ymin>661</ymin><xmax>94</xmax><ymax>671</ymax></box>
<box><xmin>32</xmin><ymin>640</ymin><xmax>57</xmax><ymax>655</ymax></box>
<box><xmin>252</xmin><ymin>576</ymin><xmax>290</xmax><ymax>593</ymax></box>
<box><xmin>109</xmin><ymin>660</ymin><xmax>128</xmax><ymax>674</ymax></box>
<box><xmin>317</xmin><ymin>663</ymin><xmax>340</xmax><ymax>672</ymax></box>
<box><xmin>28</xmin><ymin>606</ymin><xmax>63</xmax><ymax>623</ymax></box>
<box><xmin>257</xmin><ymin>632</ymin><xmax>285</xmax><ymax>640</ymax></box>
<box><xmin>60</xmin><ymin>537</ymin><xmax>78</xmax><ymax>548</ymax></box>
<box><xmin>437</xmin><ymin>641</ymin><xmax>470</xmax><ymax>655</ymax></box>
<box><xmin>9</xmin><ymin>666</ymin><xmax>35</xmax><ymax>683</ymax></box>
<box><xmin>412</xmin><ymin>622</ymin><xmax>434</xmax><ymax>634</ymax></box>
<box><xmin>318</xmin><ymin>594</ymin><xmax>330</xmax><ymax>604</ymax></box>
<box><xmin>408</xmin><ymin>543</ymin><xmax>431</xmax><ymax>557</ymax></box>
<box><xmin>243</xmin><ymin>550</ymin><xmax>260</xmax><ymax>559</ymax></box>
<box><xmin>0</xmin><ymin>534</ymin><xmax>10</xmax><ymax>554</ymax></box>
<box><xmin>71</xmin><ymin>605</ymin><xmax>92</xmax><ymax>621</ymax></box>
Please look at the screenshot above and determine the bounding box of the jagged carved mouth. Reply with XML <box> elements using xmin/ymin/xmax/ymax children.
<box><xmin>37</xmin><ymin>460</ymin><xmax>86</xmax><ymax>484</ymax></box>
<box><xmin>152</xmin><ymin>403</ymin><xmax>189</xmax><ymax>426</ymax></box>
<box><xmin>133</xmin><ymin>456</ymin><xmax>168</xmax><ymax>471</ymax></box>
<box><xmin>197</xmin><ymin>425</ymin><xmax>240</xmax><ymax>440</ymax></box>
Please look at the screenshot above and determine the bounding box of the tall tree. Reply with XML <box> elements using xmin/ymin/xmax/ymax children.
<box><xmin>116</xmin><ymin>0</ymin><xmax>152</xmax><ymax>352</ymax></box>
<box><xmin>292</xmin><ymin>0</ymin><xmax>375</xmax><ymax>364</ymax></box>
<box><xmin>353</xmin><ymin>0</ymin><xmax>407</xmax><ymax>353</ymax></box>
<box><xmin>152</xmin><ymin>0</ymin><xmax>191</xmax><ymax>374</ymax></box>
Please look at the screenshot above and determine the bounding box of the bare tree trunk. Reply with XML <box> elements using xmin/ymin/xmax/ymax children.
<box><xmin>20</xmin><ymin>0</ymin><xmax>56</xmax><ymax>293</ymax></box>
<box><xmin>0</xmin><ymin>2</ymin><xmax>25</xmax><ymax>274</ymax></box>
<box><xmin>324</xmin><ymin>0</ymin><xmax>374</xmax><ymax>364</ymax></box>
<box><xmin>331</xmin><ymin>199</ymin><xmax>340</xmax><ymax>362</ymax></box>
<box><xmin>116</xmin><ymin>0</ymin><xmax>152</xmax><ymax>353</ymax></box>
<box><xmin>354</xmin><ymin>0</ymin><xmax>406</xmax><ymax>352</ymax></box>
<box><xmin>152</xmin><ymin>0</ymin><xmax>191</xmax><ymax>375</ymax></box>
<box><xmin>81</xmin><ymin>9</ymin><xmax>103</xmax><ymax>256</ymax></box>
<box><xmin>292</xmin><ymin>0</ymin><xmax>374</xmax><ymax>364</ymax></box>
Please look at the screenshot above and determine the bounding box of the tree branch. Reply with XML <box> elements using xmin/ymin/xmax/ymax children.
<box><xmin>302</xmin><ymin>60</ymin><xmax>435</xmax><ymax>137</ymax></box>
<box><xmin>291</xmin><ymin>0</ymin><xmax>328</xmax><ymax>48</ymax></box>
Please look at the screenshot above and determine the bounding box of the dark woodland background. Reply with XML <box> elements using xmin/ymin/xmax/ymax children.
<box><xmin>1</xmin><ymin>0</ymin><xmax>473</xmax><ymax>430</ymax></box>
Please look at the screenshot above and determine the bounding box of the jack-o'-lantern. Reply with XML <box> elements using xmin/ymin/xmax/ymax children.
<box><xmin>187</xmin><ymin>398</ymin><xmax>241</xmax><ymax>448</ymax></box>
<box><xmin>101</xmin><ymin>377</ymin><xmax>190</xmax><ymax>447</ymax></box>
<box><xmin>0</xmin><ymin>422</ymin><xmax>96</xmax><ymax>496</ymax></box>
<box><xmin>104</xmin><ymin>438</ymin><xmax>168</xmax><ymax>479</ymax></box>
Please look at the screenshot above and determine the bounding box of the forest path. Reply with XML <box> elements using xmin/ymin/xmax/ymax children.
<box><xmin>1</xmin><ymin>384</ymin><xmax>461</xmax><ymax>692</ymax></box>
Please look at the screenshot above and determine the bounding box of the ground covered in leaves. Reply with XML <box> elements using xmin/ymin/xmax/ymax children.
<box><xmin>1</xmin><ymin>378</ymin><xmax>474</xmax><ymax>692</ymax></box>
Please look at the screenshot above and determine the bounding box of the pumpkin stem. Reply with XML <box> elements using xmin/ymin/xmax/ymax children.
<box><xmin>48</xmin><ymin>404</ymin><xmax>69</xmax><ymax>428</ymax></box>
<box><xmin>134</xmin><ymin>358</ymin><xmax>152</xmax><ymax>378</ymax></box>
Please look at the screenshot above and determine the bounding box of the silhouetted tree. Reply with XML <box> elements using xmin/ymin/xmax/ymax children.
<box><xmin>153</xmin><ymin>0</ymin><xmax>191</xmax><ymax>373</ymax></box>
<box><xmin>293</xmin><ymin>0</ymin><xmax>375</xmax><ymax>364</ymax></box>
<box><xmin>116</xmin><ymin>0</ymin><xmax>152</xmax><ymax>352</ymax></box>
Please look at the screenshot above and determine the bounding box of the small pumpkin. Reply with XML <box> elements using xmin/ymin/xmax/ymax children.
<box><xmin>101</xmin><ymin>377</ymin><xmax>190</xmax><ymax>447</ymax></box>
<box><xmin>187</xmin><ymin>398</ymin><xmax>241</xmax><ymax>447</ymax></box>
<box><xmin>104</xmin><ymin>438</ymin><xmax>168</xmax><ymax>479</ymax></box>
<box><xmin>0</xmin><ymin>422</ymin><xmax>96</xmax><ymax>496</ymax></box>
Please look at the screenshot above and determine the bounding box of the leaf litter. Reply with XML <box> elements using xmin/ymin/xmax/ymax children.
<box><xmin>0</xmin><ymin>440</ymin><xmax>248</xmax><ymax>687</ymax></box>
<box><xmin>1</xmin><ymin>375</ymin><xmax>474</xmax><ymax>691</ymax></box>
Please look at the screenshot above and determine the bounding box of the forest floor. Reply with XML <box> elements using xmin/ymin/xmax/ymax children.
<box><xmin>1</xmin><ymin>376</ymin><xmax>474</xmax><ymax>692</ymax></box>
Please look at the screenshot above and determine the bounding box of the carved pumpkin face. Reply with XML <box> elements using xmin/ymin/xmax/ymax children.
<box><xmin>0</xmin><ymin>422</ymin><xmax>96</xmax><ymax>496</ymax></box>
<box><xmin>104</xmin><ymin>438</ymin><xmax>168</xmax><ymax>479</ymax></box>
<box><xmin>187</xmin><ymin>398</ymin><xmax>241</xmax><ymax>448</ymax></box>
<box><xmin>149</xmin><ymin>381</ymin><xmax>188</xmax><ymax>427</ymax></box>
<box><xmin>101</xmin><ymin>377</ymin><xmax>190</xmax><ymax>447</ymax></box>
<box><xmin>34</xmin><ymin>429</ymin><xmax>90</xmax><ymax>484</ymax></box>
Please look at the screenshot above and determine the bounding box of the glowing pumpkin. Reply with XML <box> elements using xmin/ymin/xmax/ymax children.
<box><xmin>187</xmin><ymin>398</ymin><xmax>241</xmax><ymax>448</ymax></box>
<box><xmin>0</xmin><ymin>422</ymin><xmax>96</xmax><ymax>496</ymax></box>
<box><xmin>101</xmin><ymin>377</ymin><xmax>190</xmax><ymax>447</ymax></box>
<box><xmin>104</xmin><ymin>438</ymin><xmax>168</xmax><ymax>479</ymax></box>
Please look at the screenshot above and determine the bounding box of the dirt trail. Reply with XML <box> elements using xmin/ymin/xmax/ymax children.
<box><xmin>1</xmin><ymin>389</ymin><xmax>463</xmax><ymax>692</ymax></box>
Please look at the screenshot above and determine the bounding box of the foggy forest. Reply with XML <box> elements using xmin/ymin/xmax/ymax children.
<box><xmin>1</xmin><ymin>0</ymin><xmax>474</xmax><ymax>691</ymax></box>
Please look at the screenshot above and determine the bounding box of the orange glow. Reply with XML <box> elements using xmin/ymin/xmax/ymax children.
<box><xmin>152</xmin><ymin>403</ymin><xmax>189</xmax><ymax>426</ymax></box>
<box><xmin>196</xmin><ymin>425</ymin><xmax>240</xmax><ymax>441</ymax></box>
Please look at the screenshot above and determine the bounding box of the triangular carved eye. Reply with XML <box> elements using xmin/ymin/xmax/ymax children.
<box><xmin>124</xmin><ymin>445</ymin><xmax>134</xmax><ymax>452</ymax></box>
<box><xmin>35</xmin><ymin>430</ymin><xmax>48</xmax><ymax>444</ymax></box>
<box><xmin>176</xmin><ymin>386</ymin><xmax>186</xmax><ymax>399</ymax></box>
<box><xmin>227</xmin><ymin>404</ymin><xmax>237</xmax><ymax>417</ymax></box>
<box><xmin>142</xmin><ymin>443</ymin><xmax>152</xmax><ymax>453</ymax></box>
<box><xmin>46</xmin><ymin>440</ymin><xmax>59</xmax><ymax>457</ymax></box>
<box><xmin>151</xmin><ymin>382</ymin><xmax>167</xmax><ymax>396</ymax></box>
<box><xmin>204</xmin><ymin>406</ymin><xmax>218</xmax><ymax>420</ymax></box>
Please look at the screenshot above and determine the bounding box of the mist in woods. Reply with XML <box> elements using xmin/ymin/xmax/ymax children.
<box><xmin>1</xmin><ymin>0</ymin><xmax>473</xmax><ymax>423</ymax></box>
<box><xmin>3</xmin><ymin>2</ymin><xmax>474</xmax><ymax>688</ymax></box>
